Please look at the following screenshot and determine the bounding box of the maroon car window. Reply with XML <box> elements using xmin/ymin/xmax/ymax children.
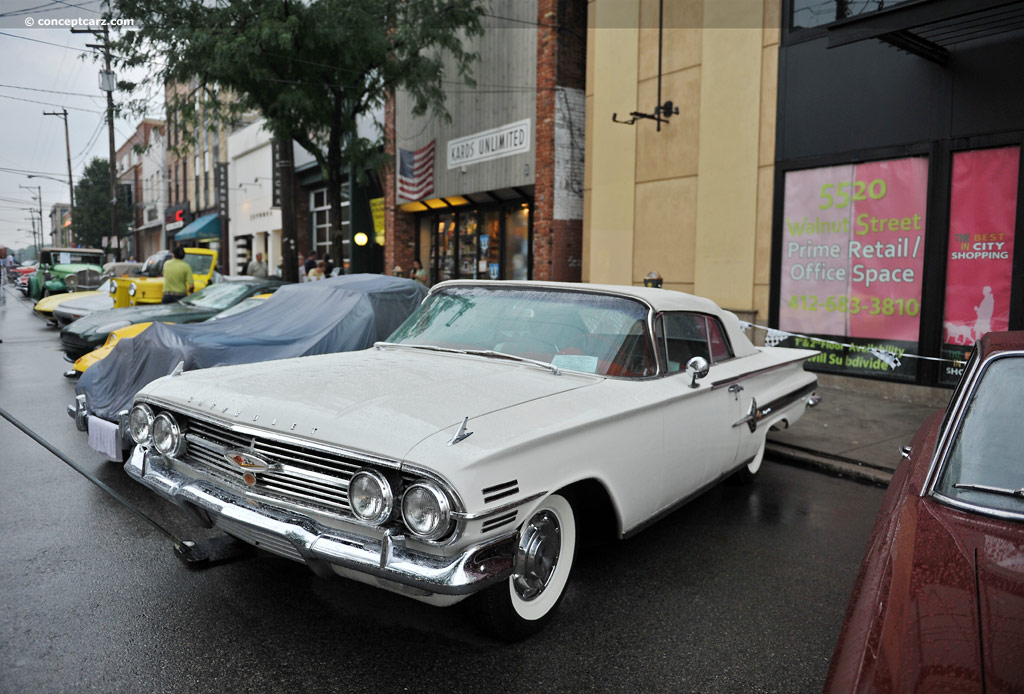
<box><xmin>935</xmin><ymin>355</ymin><xmax>1024</xmax><ymax>516</ymax></box>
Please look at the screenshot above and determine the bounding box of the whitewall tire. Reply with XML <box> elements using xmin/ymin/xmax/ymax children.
<box><xmin>479</xmin><ymin>493</ymin><xmax>576</xmax><ymax>640</ymax></box>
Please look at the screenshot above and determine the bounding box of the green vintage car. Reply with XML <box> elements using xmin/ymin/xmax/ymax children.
<box><xmin>28</xmin><ymin>247</ymin><xmax>105</xmax><ymax>300</ymax></box>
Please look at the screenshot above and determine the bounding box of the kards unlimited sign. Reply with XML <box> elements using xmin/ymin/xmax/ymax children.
<box><xmin>447</xmin><ymin>119</ymin><xmax>531</xmax><ymax>169</ymax></box>
<box><xmin>778</xmin><ymin>156</ymin><xmax>929</xmax><ymax>379</ymax></box>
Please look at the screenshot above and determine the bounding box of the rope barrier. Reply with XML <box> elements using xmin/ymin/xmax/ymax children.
<box><xmin>738</xmin><ymin>321</ymin><xmax>968</xmax><ymax>371</ymax></box>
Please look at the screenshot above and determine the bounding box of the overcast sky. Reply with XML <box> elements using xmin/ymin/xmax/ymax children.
<box><xmin>0</xmin><ymin>0</ymin><xmax>161</xmax><ymax>252</ymax></box>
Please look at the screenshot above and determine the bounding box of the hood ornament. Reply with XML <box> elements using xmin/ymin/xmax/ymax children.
<box><xmin>447</xmin><ymin>416</ymin><xmax>473</xmax><ymax>447</ymax></box>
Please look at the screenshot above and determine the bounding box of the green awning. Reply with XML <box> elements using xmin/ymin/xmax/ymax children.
<box><xmin>175</xmin><ymin>214</ymin><xmax>221</xmax><ymax>242</ymax></box>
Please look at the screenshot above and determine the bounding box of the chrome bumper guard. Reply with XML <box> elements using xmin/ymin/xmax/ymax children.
<box><xmin>124</xmin><ymin>446</ymin><xmax>517</xmax><ymax>596</ymax></box>
<box><xmin>67</xmin><ymin>397</ymin><xmax>133</xmax><ymax>448</ymax></box>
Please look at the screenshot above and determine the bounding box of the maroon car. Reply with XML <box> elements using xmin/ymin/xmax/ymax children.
<box><xmin>826</xmin><ymin>332</ymin><xmax>1024</xmax><ymax>693</ymax></box>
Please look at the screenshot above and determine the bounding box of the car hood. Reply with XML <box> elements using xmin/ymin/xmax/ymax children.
<box><xmin>66</xmin><ymin>302</ymin><xmax>208</xmax><ymax>336</ymax></box>
<box><xmin>49</xmin><ymin>263</ymin><xmax>103</xmax><ymax>275</ymax></box>
<box><xmin>137</xmin><ymin>347</ymin><xmax>601</xmax><ymax>462</ymax></box>
<box><xmin>53</xmin><ymin>292</ymin><xmax>113</xmax><ymax>314</ymax></box>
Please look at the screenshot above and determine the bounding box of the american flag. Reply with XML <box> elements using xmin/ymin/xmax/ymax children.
<box><xmin>398</xmin><ymin>140</ymin><xmax>435</xmax><ymax>200</ymax></box>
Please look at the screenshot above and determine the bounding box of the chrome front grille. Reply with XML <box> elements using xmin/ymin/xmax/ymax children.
<box><xmin>179</xmin><ymin>415</ymin><xmax>370</xmax><ymax>518</ymax></box>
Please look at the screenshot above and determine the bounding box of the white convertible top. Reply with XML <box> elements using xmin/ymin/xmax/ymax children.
<box><xmin>430</xmin><ymin>280</ymin><xmax>758</xmax><ymax>357</ymax></box>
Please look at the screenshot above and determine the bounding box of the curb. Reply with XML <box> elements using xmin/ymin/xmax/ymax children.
<box><xmin>766</xmin><ymin>442</ymin><xmax>893</xmax><ymax>488</ymax></box>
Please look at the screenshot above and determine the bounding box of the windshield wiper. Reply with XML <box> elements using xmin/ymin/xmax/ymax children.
<box><xmin>375</xmin><ymin>342</ymin><xmax>560</xmax><ymax>375</ymax></box>
<box><xmin>953</xmin><ymin>483</ymin><xmax>1024</xmax><ymax>499</ymax></box>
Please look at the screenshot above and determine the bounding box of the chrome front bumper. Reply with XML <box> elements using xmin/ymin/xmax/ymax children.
<box><xmin>124</xmin><ymin>446</ymin><xmax>517</xmax><ymax>598</ymax></box>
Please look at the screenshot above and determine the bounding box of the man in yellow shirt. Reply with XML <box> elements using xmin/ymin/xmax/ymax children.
<box><xmin>162</xmin><ymin>246</ymin><xmax>194</xmax><ymax>303</ymax></box>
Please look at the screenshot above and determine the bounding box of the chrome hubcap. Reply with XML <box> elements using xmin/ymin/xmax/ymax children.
<box><xmin>513</xmin><ymin>511</ymin><xmax>561</xmax><ymax>600</ymax></box>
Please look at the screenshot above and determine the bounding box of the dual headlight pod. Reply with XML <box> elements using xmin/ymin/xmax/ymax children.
<box><xmin>128</xmin><ymin>404</ymin><xmax>186</xmax><ymax>458</ymax></box>
<box><xmin>349</xmin><ymin>469</ymin><xmax>453</xmax><ymax>541</ymax></box>
<box><xmin>128</xmin><ymin>282</ymin><xmax>138</xmax><ymax>297</ymax></box>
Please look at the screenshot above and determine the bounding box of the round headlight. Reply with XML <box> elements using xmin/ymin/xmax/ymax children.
<box><xmin>152</xmin><ymin>412</ymin><xmax>184</xmax><ymax>457</ymax></box>
<box><xmin>402</xmin><ymin>481</ymin><xmax>452</xmax><ymax>541</ymax></box>
<box><xmin>65</xmin><ymin>275</ymin><xmax>77</xmax><ymax>291</ymax></box>
<box><xmin>109</xmin><ymin>282</ymin><xmax>117</xmax><ymax>295</ymax></box>
<box><xmin>128</xmin><ymin>404</ymin><xmax>154</xmax><ymax>444</ymax></box>
<box><xmin>349</xmin><ymin>470</ymin><xmax>393</xmax><ymax>525</ymax></box>
<box><xmin>128</xmin><ymin>282</ymin><xmax>137</xmax><ymax>297</ymax></box>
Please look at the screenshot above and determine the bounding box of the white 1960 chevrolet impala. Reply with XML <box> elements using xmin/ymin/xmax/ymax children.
<box><xmin>124</xmin><ymin>280</ymin><xmax>819</xmax><ymax>639</ymax></box>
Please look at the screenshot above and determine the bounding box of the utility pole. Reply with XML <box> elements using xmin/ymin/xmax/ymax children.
<box><xmin>74</xmin><ymin>23</ymin><xmax>120</xmax><ymax>258</ymax></box>
<box><xmin>18</xmin><ymin>185</ymin><xmax>43</xmax><ymax>246</ymax></box>
<box><xmin>43</xmin><ymin>108</ymin><xmax>75</xmax><ymax>244</ymax></box>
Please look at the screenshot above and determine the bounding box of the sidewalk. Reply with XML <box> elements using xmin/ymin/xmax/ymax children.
<box><xmin>766</xmin><ymin>381</ymin><xmax>950</xmax><ymax>487</ymax></box>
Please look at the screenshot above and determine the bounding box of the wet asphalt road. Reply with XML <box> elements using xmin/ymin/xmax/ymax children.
<box><xmin>0</xmin><ymin>288</ymin><xmax>885</xmax><ymax>693</ymax></box>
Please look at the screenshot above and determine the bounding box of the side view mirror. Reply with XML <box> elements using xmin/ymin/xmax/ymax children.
<box><xmin>686</xmin><ymin>356</ymin><xmax>710</xmax><ymax>388</ymax></box>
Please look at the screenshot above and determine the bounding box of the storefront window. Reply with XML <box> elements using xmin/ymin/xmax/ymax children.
<box><xmin>420</xmin><ymin>203</ymin><xmax>530</xmax><ymax>284</ymax></box>
<box><xmin>791</xmin><ymin>0</ymin><xmax>915</xmax><ymax>30</ymax></box>
<box><xmin>778</xmin><ymin>156</ymin><xmax>929</xmax><ymax>380</ymax></box>
<box><xmin>940</xmin><ymin>147</ymin><xmax>1020</xmax><ymax>384</ymax></box>
<box><xmin>310</xmin><ymin>184</ymin><xmax>350</xmax><ymax>270</ymax></box>
<box><xmin>436</xmin><ymin>213</ymin><xmax>456</xmax><ymax>282</ymax></box>
<box><xmin>482</xmin><ymin>210</ymin><xmax>500</xmax><ymax>280</ymax></box>
<box><xmin>458</xmin><ymin>211</ymin><xmax>479</xmax><ymax>279</ymax></box>
<box><xmin>504</xmin><ymin>205</ymin><xmax>530</xmax><ymax>281</ymax></box>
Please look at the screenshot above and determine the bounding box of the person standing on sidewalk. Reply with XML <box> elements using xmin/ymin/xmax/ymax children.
<box><xmin>246</xmin><ymin>252</ymin><xmax>268</xmax><ymax>278</ymax></box>
<box><xmin>162</xmin><ymin>246</ymin><xmax>194</xmax><ymax>303</ymax></box>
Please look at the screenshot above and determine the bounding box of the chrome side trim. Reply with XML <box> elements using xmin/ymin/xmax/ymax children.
<box><xmin>710</xmin><ymin>355</ymin><xmax>817</xmax><ymax>390</ymax></box>
<box><xmin>930</xmin><ymin>492</ymin><xmax>1024</xmax><ymax>523</ymax></box>
<box><xmin>730</xmin><ymin>381</ymin><xmax>817</xmax><ymax>432</ymax></box>
<box><xmin>451</xmin><ymin>490</ymin><xmax>549</xmax><ymax>522</ymax></box>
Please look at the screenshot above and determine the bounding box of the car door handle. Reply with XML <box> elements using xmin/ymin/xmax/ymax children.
<box><xmin>728</xmin><ymin>384</ymin><xmax>743</xmax><ymax>401</ymax></box>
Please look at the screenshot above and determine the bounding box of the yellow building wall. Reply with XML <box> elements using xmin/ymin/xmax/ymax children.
<box><xmin>584</xmin><ymin>0</ymin><xmax>779</xmax><ymax>322</ymax></box>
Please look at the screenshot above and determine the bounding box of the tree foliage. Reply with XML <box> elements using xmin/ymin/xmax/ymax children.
<box><xmin>73</xmin><ymin>157</ymin><xmax>131</xmax><ymax>251</ymax></box>
<box><xmin>112</xmin><ymin>0</ymin><xmax>485</xmax><ymax>273</ymax></box>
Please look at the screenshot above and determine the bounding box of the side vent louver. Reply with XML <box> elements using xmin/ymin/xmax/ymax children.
<box><xmin>482</xmin><ymin>511</ymin><xmax>518</xmax><ymax>533</ymax></box>
<box><xmin>482</xmin><ymin>479</ymin><xmax>519</xmax><ymax>504</ymax></box>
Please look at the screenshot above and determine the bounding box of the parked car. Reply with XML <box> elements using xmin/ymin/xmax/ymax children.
<box><xmin>27</xmin><ymin>247</ymin><xmax>105</xmax><ymax>300</ymax></box>
<box><xmin>69</xmin><ymin>275</ymin><xmax>428</xmax><ymax>460</ymax></box>
<box><xmin>111</xmin><ymin>248</ymin><xmax>219</xmax><ymax>308</ymax></box>
<box><xmin>69</xmin><ymin>293</ymin><xmax>275</xmax><ymax>375</ymax></box>
<box><xmin>825</xmin><ymin>331</ymin><xmax>1024</xmax><ymax>693</ymax></box>
<box><xmin>35</xmin><ymin>278</ymin><xmax>112</xmax><ymax>322</ymax></box>
<box><xmin>60</xmin><ymin>278</ymin><xmax>282</xmax><ymax>360</ymax></box>
<box><xmin>10</xmin><ymin>260</ymin><xmax>38</xmax><ymax>291</ymax></box>
<box><xmin>52</xmin><ymin>280</ymin><xmax>118</xmax><ymax>326</ymax></box>
<box><xmin>119</xmin><ymin>280</ymin><xmax>819</xmax><ymax>639</ymax></box>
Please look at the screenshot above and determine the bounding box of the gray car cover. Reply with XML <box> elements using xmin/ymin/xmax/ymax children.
<box><xmin>77</xmin><ymin>274</ymin><xmax>428</xmax><ymax>421</ymax></box>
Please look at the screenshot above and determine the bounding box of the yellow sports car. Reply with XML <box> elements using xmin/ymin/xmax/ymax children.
<box><xmin>71</xmin><ymin>294</ymin><xmax>272</xmax><ymax>375</ymax></box>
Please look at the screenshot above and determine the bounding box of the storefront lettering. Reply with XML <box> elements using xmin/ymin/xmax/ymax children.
<box><xmin>446</xmin><ymin>119</ymin><xmax>531</xmax><ymax>169</ymax></box>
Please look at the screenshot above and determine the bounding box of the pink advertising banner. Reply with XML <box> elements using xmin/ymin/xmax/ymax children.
<box><xmin>779</xmin><ymin>157</ymin><xmax>929</xmax><ymax>342</ymax></box>
<box><xmin>942</xmin><ymin>147</ymin><xmax>1019</xmax><ymax>347</ymax></box>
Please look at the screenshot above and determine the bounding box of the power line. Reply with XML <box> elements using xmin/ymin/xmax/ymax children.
<box><xmin>0</xmin><ymin>92</ymin><xmax>102</xmax><ymax>113</ymax></box>
<box><xmin>0</xmin><ymin>29</ymin><xmax>100</xmax><ymax>54</ymax></box>
<box><xmin>0</xmin><ymin>82</ymin><xmax>108</xmax><ymax>98</ymax></box>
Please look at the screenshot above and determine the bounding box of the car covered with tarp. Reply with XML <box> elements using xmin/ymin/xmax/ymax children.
<box><xmin>70</xmin><ymin>274</ymin><xmax>428</xmax><ymax>460</ymax></box>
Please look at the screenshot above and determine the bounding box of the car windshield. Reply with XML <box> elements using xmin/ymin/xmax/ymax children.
<box><xmin>140</xmin><ymin>252</ymin><xmax>169</xmax><ymax>277</ymax></box>
<box><xmin>180</xmin><ymin>282</ymin><xmax>254</xmax><ymax>310</ymax></box>
<box><xmin>387</xmin><ymin>285</ymin><xmax>656</xmax><ymax>377</ymax></box>
<box><xmin>185</xmin><ymin>253</ymin><xmax>213</xmax><ymax>275</ymax></box>
<box><xmin>209</xmin><ymin>295</ymin><xmax>267</xmax><ymax>320</ymax></box>
<box><xmin>45</xmin><ymin>251</ymin><xmax>103</xmax><ymax>265</ymax></box>
<box><xmin>936</xmin><ymin>355</ymin><xmax>1024</xmax><ymax>515</ymax></box>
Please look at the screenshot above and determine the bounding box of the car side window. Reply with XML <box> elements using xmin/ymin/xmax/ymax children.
<box><xmin>660</xmin><ymin>313</ymin><xmax>733</xmax><ymax>373</ymax></box>
<box><xmin>706</xmin><ymin>316</ymin><xmax>732</xmax><ymax>363</ymax></box>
